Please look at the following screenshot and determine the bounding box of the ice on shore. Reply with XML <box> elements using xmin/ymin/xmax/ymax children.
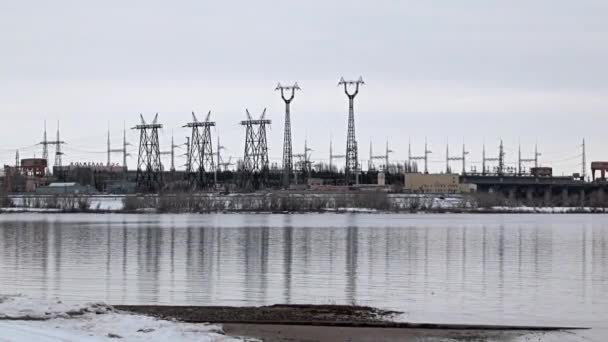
<box><xmin>0</xmin><ymin>294</ymin><xmax>240</xmax><ymax>341</ymax></box>
<box><xmin>491</xmin><ymin>206</ymin><xmax>602</xmax><ymax>213</ymax></box>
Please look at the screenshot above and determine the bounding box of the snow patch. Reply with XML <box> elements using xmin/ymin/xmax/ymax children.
<box><xmin>491</xmin><ymin>206</ymin><xmax>604</xmax><ymax>213</ymax></box>
<box><xmin>0</xmin><ymin>312</ymin><xmax>239</xmax><ymax>341</ymax></box>
<box><xmin>334</xmin><ymin>207</ymin><xmax>379</xmax><ymax>213</ymax></box>
<box><xmin>0</xmin><ymin>208</ymin><xmax>62</xmax><ymax>213</ymax></box>
<box><xmin>0</xmin><ymin>295</ymin><xmax>243</xmax><ymax>341</ymax></box>
<box><xmin>0</xmin><ymin>294</ymin><xmax>111</xmax><ymax>320</ymax></box>
<box><xmin>432</xmin><ymin>197</ymin><xmax>463</xmax><ymax>209</ymax></box>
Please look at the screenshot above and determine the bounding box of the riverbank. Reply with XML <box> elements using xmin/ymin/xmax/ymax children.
<box><xmin>0</xmin><ymin>294</ymin><xmax>238</xmax><ymax>341</ymax></box>
<box><xmin>1</xmin><ymin>206</ymin><xmax>606</xmax><ymax>214</ymax></box>
<box><xmin>116</xmin><ymin>304</ymin><xmax>587</xmax><ymax>342</ymax></box>
<box><xmin>222</xmin><ymin>324</ymin><xmax>538</xmax><ymax>342</ymax></box>
<box><xmin>0</xmin><ymin>298</ymin><xmax>586</xmax><ymax>342</ymax></box>
<box><xmin>1</xmin><ymin>192</ymin><xmax>607</xmax><ymax>214</ymax></box>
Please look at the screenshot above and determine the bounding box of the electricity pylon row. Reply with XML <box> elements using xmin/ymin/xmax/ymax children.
<box><xmin>277</xmin><ymin>77</ymin><xmax>365</xmax><ymax>187</ymax></box>
<box><xmin>132</xmin><ymin>110</ymin><xmax>269</xmax><ymax>192</ymax></box>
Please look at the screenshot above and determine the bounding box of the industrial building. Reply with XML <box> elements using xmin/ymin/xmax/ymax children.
<box><xmin>35</xmin><ymin>182</ymin><xmax>97</xmax><ymax>195</ymax></box>
<box><xmin>54</xmin><ymin>163</ymin><xmax>129</xmax><ymax>192</ymax></box>
<box><xmin>3</xmin><ymin>158</ymin><xmax>48</xmax><ymax>193</ymax></box>
<box><xmin>1</xmin><ymin>79</ymin><xmax>608</xmax><ymax>207</ymax></box>
<box><xmin>404</xmin><ymin>173</ymin><xmax>476</xmax><ymax>194</ymax></box>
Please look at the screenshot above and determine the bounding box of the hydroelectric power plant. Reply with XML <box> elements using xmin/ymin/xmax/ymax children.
<box><xmin>1</xmin><ymin>78</ymin><xmax>607</xmax><ymax>207</ymax></box>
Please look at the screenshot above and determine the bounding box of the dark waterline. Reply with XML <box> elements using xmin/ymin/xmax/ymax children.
<box><xmin>0</xmin><ymin>213</ymin><xmax>606</xmax><ymax>330</ymax></box>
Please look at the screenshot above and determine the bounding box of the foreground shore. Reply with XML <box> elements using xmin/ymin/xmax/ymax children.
<box><xmin>116</xmin><ymin>304</ymin><xmax>587</xmax><ymax>342</ymax></box>
<box><xmin>0</xmin><ymin>296</ymin><xmax>593</xmax><ymax>341</ymax></box>
<box><xmin>222</xmin><ymin>324</ymin><xmax>537</xmax><ymax>342</ymax></box>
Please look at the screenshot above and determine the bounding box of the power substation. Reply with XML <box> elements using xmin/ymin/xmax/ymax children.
<box><xmin>2</xmin><ymin>77</ymin><xmax>607</xmax><ymax>206</ymax></box>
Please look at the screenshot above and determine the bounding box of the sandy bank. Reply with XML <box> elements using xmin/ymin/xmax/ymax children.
<box><xmin>116</xmin><ymin>304</ymin><xmax>587</xmax><ymax>342</ymax></box>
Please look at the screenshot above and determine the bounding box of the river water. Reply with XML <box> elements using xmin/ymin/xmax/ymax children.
<box><xmin>0</xmin><ymin>213</ymin><xmax>606</xmax><ymax>338</ymax></box>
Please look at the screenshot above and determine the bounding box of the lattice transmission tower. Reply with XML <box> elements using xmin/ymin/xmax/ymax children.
<box><xmin>160</xmin><ymin>131</ymin><xmax>181</xmax><ymax>172</ymax></box>
<box><xmin>215</xmin><ymin>135</ymin><xmax>225</xmax><ymax>183</ymax></box>
<box><xmin>276</xmin><ymin>82</ymin><xmax>301</xmax><ymax>188</ymax></box>
<box><xmin>184</xmin><ymin>111</ymin><xmax>216</xmax><ymax>189</ymax></box>
<box><xmin>446</xmin><ymin>141</ymin><xmax>469</xmax><ymax>174</ymax></box>
<box><xmin>240</xmin><ymin>108</ymin><xmax>271</xmax><ymax>189</ymax></box>
<box><xmin>517</xmin><ymin>143</ymin><xmax>541</xmax><ymax>175</ymax></box>
<box><xmin>409</xmin><ymin>139</ymin><xmax>432</xmax><ymax>174</ymax></box>
<box><xmin>482</xmin><ymin>140</ymin><xmax>505</xmax><ymax>175</ymax></box>
<box><xmin>294</xmin><ymin>138</ymin><xmax>313</xmax><ymax>183</ymax></box>
<box><xmin>339</xmin><ymin>77</ymin><xmax>364</xmax><ymax>185</ymax></box>
<box><xmin>329</xmin><ymin>136</ymin><xmax>346</xmax><ymax>173</ymax></box>
<box><xmin>370</xmin><ymin>140</ymin><xmax>394</xmax><ymax>173</ymax></box>
<box><xmin>107</xmin><ymin>124</ymin><xmax>130</xmax><ymax>168</ymax></box>
<box><xmin>39</xmin><ymin>120</ymin><xmax>65</xmax><ymax>174</ymax></box>
<box><xmin>132</xmin><ymin>114</ymin><xmax>163</xmax><ymax>192</ymax></box>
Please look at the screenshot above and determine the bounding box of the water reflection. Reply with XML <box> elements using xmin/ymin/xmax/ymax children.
<box><xmin>282</xmin><ymin>217</ymin><xmax>293</xmax><ymax>303</ymax></box>
<box><xmin>0</xmin><ymin>214</ymin><xmax>607</xmax><ymax>328</ymax></box>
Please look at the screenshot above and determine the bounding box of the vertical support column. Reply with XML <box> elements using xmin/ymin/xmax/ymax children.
<box><xmin>498</xmin><ymin>140</ymin><xmax>505</xmax><ymax>176</ymax></box>
<box><xmin>561</xmin><ymin>188</ymin><xmax>569</xmax><ymax>207</ymax></box>
<box><xmin>107</xmin><ymin>127</ymin><xmax>111</xmax><ymax>166</ymax></box>
<box><xmin>526</xmin><ymin>187</ymin><xmax>534</xmax><ymax>205</ymax></box>
<box><xmin>462</xmin><ymin>143</ymin><xmax>467</xmax><ymax>175</ymax></box>
<box><xmin>54</xmin><ymin>121</ymin><xmax>63</xmax><ymax>167</ymax></box>
<box><xmin>482</xmin><ymin>144</ymin><xmax>486</xmax><ymax>175</ymax></box>
<box><xmin>42</xmin><ymin>120</ymin><xmax>48</xmax><ymax>164</ymax></box>
<box><xmin>580</xmin><ymin>188</ymin><xmax>586</xmax><ymax>207</ymax></box>
<box><xmin>544</xmin><ymin>187</ymin><xmax>552</xmax><ymax>206</ymax></box>
<box><xmin>123</xmin><ymin>125</ymin><xmax>129</xmax><ymax>168</ymax></box>
<box><xmin>508</xmin><ymin>188</ymin><xmax>516</xmax><ymax>203</ymax></box>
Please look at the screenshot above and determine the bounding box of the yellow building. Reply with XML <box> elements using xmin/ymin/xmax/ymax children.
<box><xmin>403</xmin><ymin>173</ymin><xmax>475</xmax><ymax>194</ymax></box>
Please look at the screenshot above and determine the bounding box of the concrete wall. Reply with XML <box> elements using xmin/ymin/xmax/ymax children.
<box><xmin>35</xmin><ymin>184</ymin><xmax>96</xmax><ymax>195</ymax></box>
<box><xmin>403</xmin><ymin>173</ymin><xmax>461</xmax><ymax>193</ymax></box>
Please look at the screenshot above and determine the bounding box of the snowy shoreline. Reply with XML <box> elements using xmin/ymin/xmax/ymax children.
<box><xmin>1</xmin><ymin>206</ymin><xmax>607</xmax><ymax>215</ymax></box>
<box><xmin>0</xmin><ymin>294</ymin><xmax>240</xmax><ymax>341</ymax></box>
<box><xmin>1</xmin><ymin>193</ymin><xmax>607</xmax><ymax>214</ymax></box>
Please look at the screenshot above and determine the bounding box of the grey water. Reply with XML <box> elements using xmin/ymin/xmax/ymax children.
<box><xmin>0</xmin><ymin>213</ymin><xmax>607</xmax><ymax>336</ymax></box>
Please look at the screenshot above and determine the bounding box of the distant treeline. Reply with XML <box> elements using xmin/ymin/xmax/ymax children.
<box><xmin>1</xmin><ymin>190</ymin><xmax>606</xmax><ymax>214</ymax></box>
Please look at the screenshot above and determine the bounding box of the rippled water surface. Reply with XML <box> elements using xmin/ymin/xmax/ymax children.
<box><xmin>1</xmin><ymin>213</ymin><xmax>607</xmax><ymax>332</ymax></box>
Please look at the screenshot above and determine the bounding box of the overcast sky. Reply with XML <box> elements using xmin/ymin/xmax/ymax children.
<box><xmin>1</xmin><ymin>0</ymin><xmax>607</xmax><ymax>175</ymax></box>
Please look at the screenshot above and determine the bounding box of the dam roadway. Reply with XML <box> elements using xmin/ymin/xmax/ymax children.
<box><xmin>461</xmin><ymin>174</ymin><xmax>608</xmax><ymax>205</ymax></box>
